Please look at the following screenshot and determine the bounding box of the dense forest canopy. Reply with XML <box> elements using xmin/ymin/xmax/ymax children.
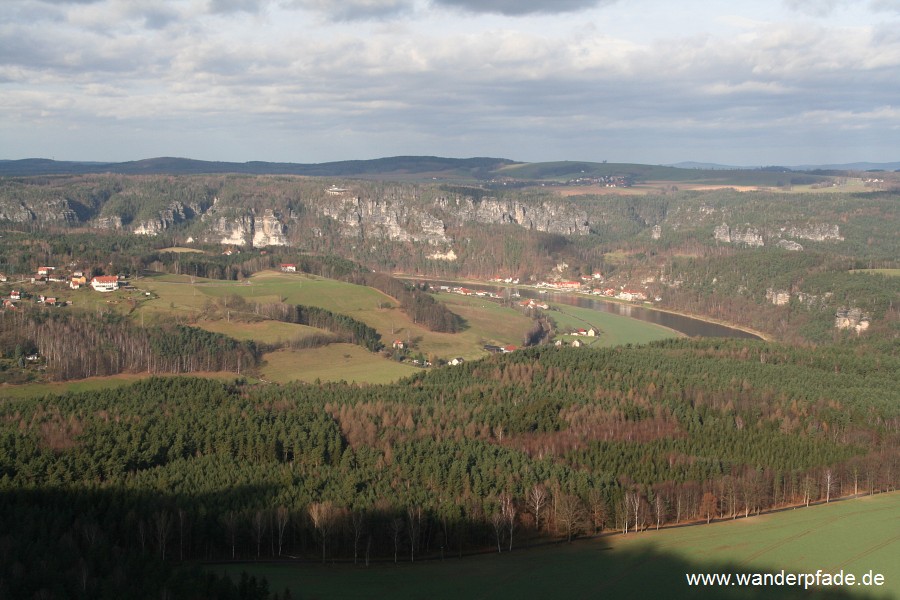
<box><xmin>0</xmin><ymin>340</ymin><xmax>897</xmax><ymax>597</ymax></box>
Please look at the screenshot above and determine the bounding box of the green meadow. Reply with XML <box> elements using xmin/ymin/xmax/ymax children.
<box><xmin>260</xmin><ymin>344</ymin><xmax>420</xmax><ymax>385</ymax></box>
<box><xmin>850</xmin><ymin>269</ymin><xmax>900</xmax><ymax>277</ymax></box>
<box><xmin>0</xmin><ymin>372</ymin><xmax>250</xmax><ymax>400</ymax></box>
<box><xmin>139</xmin><ymin>271</ymin><xmax>537</xmax><ymax>360</ymax></box>
<box><xmin>221</xmin><ymin>492</ymin><xmax>899</xmax><ymax>600</ymax></box>
<box><xmin>549</xmin><ymin>302</ymin><xmax>679</xmax><ymax>347</ymax></box>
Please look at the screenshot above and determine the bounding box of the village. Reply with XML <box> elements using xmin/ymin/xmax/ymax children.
<box><xmin>1</xmin><ymin>264</ymin><xmax>133</xmax><ymax>313</ymax></box>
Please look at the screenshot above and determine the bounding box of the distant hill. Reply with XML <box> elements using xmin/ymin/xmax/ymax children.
<box><xmin>0</xmin><ymin>156</ymin><xmax>518</xmax><ymax>179</ymax></box>
<box><xmin>4</xmin><ymin>155</ymin><xmax>888</xmax><ymax>184</ymax></box>
<box><xmin>667</xmin><ymin>161</ymin><xmax>747</xmax><ymax>170</ymax></box>
<box><xmin>789</xmin><ymin>161</ymin><xmax>900</xmax><ymax>172</ymax></box>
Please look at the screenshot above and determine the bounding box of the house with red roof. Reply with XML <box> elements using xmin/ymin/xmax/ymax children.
<box><xmin>90</xmin><ymin>276</ymin><xmax>119</xmax><ymax>292</ymax></box>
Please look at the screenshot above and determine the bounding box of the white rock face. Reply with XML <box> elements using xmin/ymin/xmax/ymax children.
<box><xmin>777</xmin><ymin>239</ymin><xmax>804</xmax><ymax>251</ymax></box>
<box><xmin>766</xmin><ymin>288</ymin><xmax>791</xmax><ymax>305</ymax></box>
<box><xmin>714</xmin><ymin>223</ymin><xmax>764</xmax><ymax>246</ymax></box>
<box><xmin>95</xmin><ymin>216</ymin><xmax>123</xmax><ymax>230</ymax></box>
<box><xmin>428</xmin><ymin>249</ymin><xmax>458</xmax><ymax>261</ymax></box>
<box><xmin>322</xmin><ymin>196</ymin><xmax>450</xmax><ymax>244</ymax></box>
<box><xmin>431</xmin><ymin>195</ymin><xmax>589</xmax><ymax>235</ymax></box>
<box><xmin>835</xmin><ymin>308</ymin><xmax>869</xmax><ymax>333</ymax></box>
<box><xmin>130</xmin><ymin>201</ymin><xmax>206</xmax><ymax>236</ymax></box>
<box><xmin>786</xmin><ymin>224</ymin><xmax>843</xmax><ymax>242</ymax></box>
<box><xmin>212</xmin><ymin>216</ymin><xmax>252</xmax><ymax>246</ymax></box>
<box><xmin>252</xmin><ymin>210</ymin><xmax>288</xmax><ymax>247</ymax></box>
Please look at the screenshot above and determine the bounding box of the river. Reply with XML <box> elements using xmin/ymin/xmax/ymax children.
<box><xmin>418</xmin><ymin>279</ymin><xmax>763</xmax><ymax>340</ymax></box>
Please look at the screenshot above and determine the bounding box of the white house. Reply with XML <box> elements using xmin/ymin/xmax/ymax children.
<box><xmin>90</xmin><ymin>276</ymin><xmax>119</xmax><ymax>292</ymax></box>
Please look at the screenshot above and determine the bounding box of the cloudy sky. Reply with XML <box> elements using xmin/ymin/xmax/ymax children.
<box><xmin>2</xmin><ymin>0</ymin><xmax>898</xmax><ymax>165</ymax></box>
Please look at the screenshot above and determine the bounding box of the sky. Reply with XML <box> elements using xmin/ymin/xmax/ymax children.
<box><xmin>2</xmin><ymin>0</ymin><xmax>899</xmax><ymax>165</ymax></box>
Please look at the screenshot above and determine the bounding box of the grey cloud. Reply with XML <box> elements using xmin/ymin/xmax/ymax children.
<box><xmin>284</xmin><ymin>0</ymin><xmax>414</xmax><ymax>20</ymax></box>
<box><xmin>782</xmin><ymin>0</ymin><xmax>848</xmax><ymax>17</ymax></box>
<box><xmin>431</xmin><ymin>0</ymin><xmax>614</xmax><ymax>16</ymax></box>
<box><xmin>207</xmin><ymin>0</ymin><xmax>265</xmax><ymax>14</ymax></box>
<box><xmin>869</xmin><ymin>0</ymin><xmax>900</xmax><ymax>12</ymax></box>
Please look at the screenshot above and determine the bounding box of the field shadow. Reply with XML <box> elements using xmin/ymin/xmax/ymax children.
<box><xmin>222</xmin><ymin>539</ymin><xmax>895</xmax><ymax>600</ymax></box>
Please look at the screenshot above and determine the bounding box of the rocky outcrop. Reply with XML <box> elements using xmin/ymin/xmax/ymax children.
<box><xmin>714</xmin><ymin>223</ymin><xmax>764</xmax><ymax>247</ymax></box>
<box><xmin>776</xmin><ymin>239</ymin><xmax>804</xmax><ymax>251</ymax></box>
<box><xmin>0</xmin><ymin>198</ymin><xmax>81</xmax><ymax>224</ymax></box>
<box><xmin>835</xmin><ymin>308</ymin><xmax>869</xmax><ymax>333</ymax></box>
<box><xmin>95</xmin><ymin>216</ymin><xmax>123</xmax><ymax>230</ymax></box>
<box><xmin>202</xmin><ymin>211</ymin><xmax>288</xmax><ymax>247</ymax></box>
<box><xmin>785</xmin><ymin>224</ymin><xmax>843</xmax><ymax>242</ymax></box>
<box><xmin>434</xmin><ymin>195</ymin><xmax>589</xmax><ymax>235</ymax></box>
<box><xmin>131</xmin><ymin>201</ymin><xmax>206</xmax><ymax>236</ymax></box>
<box><xmin>252</xmin><ymin>210</ymin><xmax>288</xmax><ymax>247</ymax></box>
<box><xmin>766</xmin><ymin>288</ymin><xmax>791</xmax><ymax>306</ymax></box>
<box><xmin>322</xmin><ymin>196</ymin><xmax>450</xmax><ymax>245</ymax></box>
<box><xmin>208</xmin><ymin>215</ymin><xmax>253</xmax><ymax>246</ymax></box>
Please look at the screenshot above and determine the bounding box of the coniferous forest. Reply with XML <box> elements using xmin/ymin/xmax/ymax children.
<box><xmin>1</xmin><ymin>339</ymin><xmax>897</xmax><ymax>598</ymax></box>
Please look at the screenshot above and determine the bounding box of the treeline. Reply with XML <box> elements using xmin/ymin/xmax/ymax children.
<box><xmin>353</xmin><ymin>273</ymin><xmax>462</xmax><ymax>333</ymax></box>
<box><xmin>255</xmin><ymin>302</ymin><xmax>383</xmax><ymax>352</ymax></box>
<box><xmin>0</xmin><ymin>308</ymin><xmax>259</xmax><ymax>380</ymax></box>
<box><xmin>0</xmin><ymin>340</ymin><xmax>897</xmax><ymax>596</ymax></box>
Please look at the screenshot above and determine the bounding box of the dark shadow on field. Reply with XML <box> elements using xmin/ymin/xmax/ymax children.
<box><xmin>0</xmin><ymin>484</ymin><xmax>280</xmax><ymax>599</ymax></box>
<box><xmin>222</xmin><ymin>536</ymin><xmax>895</xmax><ymax>600</ymax></box>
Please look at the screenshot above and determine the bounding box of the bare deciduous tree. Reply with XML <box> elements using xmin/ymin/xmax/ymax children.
<box><xmin>490</xmin><ymin>510</ymin><xmax>504</xmax><ymax>553</ymax></box>
<box><xmin>390</xmin><ymin>517</ymin><xmax>403</xmax><ymax>563</ymax></box>
<box><xmin>556</xmin><ymin>494</ymin><xmax>586</xmax><ymax>542</ymax></box>
<box><xmin>221</xmin><ymin>511</ymin><xmax>239</xmax><ymax>559</ymax></box>
<box><xmin>275</xmin><ymin>506</ymin><xmax>290</xmax><ymax>556</ymax></box>
<box><xmin>309</xmin><ymin>501</ymin><xmax>337</xmax><ymax>563</ymax></box>
<box><xmin>526</xmin><ymin>484</ymin><xmax>549</xmax><ymax>532</ymax></box>
<box><xmin>500</xmin><ymin>492</ymin><xmax>517</xmax><ymax>551</ymax></box>
<box><xmin>823</xmin><ymin>469</ymin><xmax>834</xmax><ymax>503</ymax></box>
<box><xmin>153</xmin><ymin>510</ymin><xmax>172</xmax><ymax>561</ymax></box>
<box><xmin>350</xmin><ymin>509</ymin><xmax>367</xmax><ymax>564</ymax></box>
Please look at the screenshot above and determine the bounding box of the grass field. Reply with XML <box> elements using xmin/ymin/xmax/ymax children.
<box><xmin>158</xmin><ymin>246</ymin><xmax>206</xmax><ymax>253</ymax></box>
<box><xmin>850</xmin><ymin>269</ymin><xmax>900</xmax><ymax>277</ymax></box>
<box><xmin>196</xmin><ymin>319</ymin><xmax>325</xmax><ymax>345</ymax></box>
<box><xmin>220</xmin><ymin>492</ymin><xmax>899</xmax><ymax>600</ymax></box>
<box><xmin>140</xmin><ymin>271</ymin><xmax>535</xmax><ymax>361</ymax></box>
<box><xmin>261</xmin><ymin>345</ymin><xmax>420</xmax><ymax>384</ymax></box>
<box><xmin>549</xmin><ymin>302</ymin><xmax>679</xmax><ymax>347</ymax></box>
<box><xmin>0</xmin><ymin>372</ymin><xmax>250</xmax><ymax>399</ymax></box>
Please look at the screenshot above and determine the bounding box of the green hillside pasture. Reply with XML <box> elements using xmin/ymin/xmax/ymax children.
<box><xmin>850</xmin><ymin>269</ymin><xmax>900</xmax><ymax>277</ymax></box>
<box><xmin>261</xmin><ymin>345</ymin><xmax>420</xmax><ymax>384</ymax></box>
<box><xmin>196</xmin><ymin>319</ymin><xmax>325</xmax><ymax>345</ymax></box>
<box><xmin>141</xmin><ymin>271</ymin><xmax>536</xmax><ymax>361</ymax></box>
<box><xmin>222</xmin><ymin>492</ymin><xmax>899</xmax><ymax>600</ymax></box>
<box><xmin>158</xmin><ymin>246</ymin><xmax>206</xmax><ymax>254</ymax></box>
<box><xmin>549</xmin><ymin>302</ymin><xmax>679</xmax><ymax>347</ymax></box>
<box><xmin>0</xmin><ymin>372</ymin><xmax>249</xmax><ymax>400</ymax></box>
<box><xmin>430</xmin><ymin>292</ymin><xmax>537</xmax><ymax>358</ymax></box>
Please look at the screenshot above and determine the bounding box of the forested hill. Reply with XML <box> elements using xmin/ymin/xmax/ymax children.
<box><xmin>0</xmin><ymin>156</ymin><xmax>517</xmax><ymax>178</ymax></box>
<box><xmin>0</xmin><ymin>339</ymin><xmax>896</xmax><ymax>597</ymax></box>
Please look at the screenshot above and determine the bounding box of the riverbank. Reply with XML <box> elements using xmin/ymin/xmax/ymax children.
<box><xmin>396</xmin><ymin>274</ymin><xmax>769</xmax><ymax>342</ymax></box>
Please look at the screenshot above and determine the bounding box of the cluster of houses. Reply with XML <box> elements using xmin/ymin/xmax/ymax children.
<box><xmin>1</xmin><ymin>266</ymin><xmax>127</xmax><ymax>311</ymax></box>
<box><xmin>519</xmin><ymin>299</ymin><xmax>550</xmax><ymax>310</ymax></box>
<box><xmin>437</xmin><ymin>285</ymin><xmax>502</xmax><ymax>299</ymax></box>
<box><xmin>533</xmin><ymin>278</ymin><xmax>650</xmax><ymax>302</ymax></box>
